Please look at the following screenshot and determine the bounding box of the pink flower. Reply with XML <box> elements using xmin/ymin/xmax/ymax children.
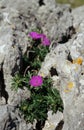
<box><xmin>41</xmin><ymin>34</ymin><xmax>51</xmax><ymax>46</ymax></box>
<box><xmin>29</xmin><ymin>32</ymin><xmax>42</xmax><ymax>39</ymax></box>
<box><xmin>29</xmin><ymin>75</ymin><xmax>43</xmax><ymax>87</ymax></box>
<box><xmin>28</xmin><ymin>32</ymin><xmax>51</xmax><ymax>46</ymax></box>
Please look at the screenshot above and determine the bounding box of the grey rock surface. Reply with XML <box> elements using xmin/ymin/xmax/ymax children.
<box><xmin>0</xmin><ymin>105</ymin><xmax>9</xmax><ymax>130</ymax></box>
<box><xmin>0</xmin><ymin>0</ymin><xmax>84</xmax><ymax>130</ymax></box>
<box><xmin>0</xmin><ymin>0</ymin><xmax>74</xmax><ymax>104</ymax></box>
<box><xmin>39</xmin><ymin>5</ymin><xmax>84</xmax><ymax>130</ymax></box>
<box><xmin>0</xmin><ymin>105</ymin><xmax>34</xmax><ymax>130</ymax></box>
<box><xmin>43</xmin><ymin>111</ymin><xmax>63</xmax><ymax>130</ymax></box>
<box><xmin>36</xmin><ymin>2</ymin><xmax>74</xmax><ymax>45</ymax></box>
<box><xmin>0</xmin><ymin>0</ymin><xmax>41</xmax><ymax>103</ymax></box>
<box><xmin>0</xmin><ymin>0</ymin><xmax>39</xmax><ymax>14</ymax></box>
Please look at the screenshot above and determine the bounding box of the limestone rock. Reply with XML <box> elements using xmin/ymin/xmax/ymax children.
<box><xmin>12</xmin><ymin>87</ymin><xmax>30</xmax><ymax>106</ymax></box>
<box><xmin>0</xmin><ymin>0</ymin><xmax>41</xmax><ymax>103</ymax></box>
<box><xmin>72</xmin><ymin>6</ymin><xmax>84</xmax><ymax>32</ymax></box>
<box><xmin>0</xmin><ymin>0</ymin><xmax>84</xmax><ymax>130</ymax></box>
<box><xmin>0</xmin><ymin>105</ymin><xmax>9</xmax><ymax>130</ymax></box>
<box><xmin>43</xmin><ymin>111</ymin><xmax>63</xmax><ymax>130</ymax></box>
<box><xmin>36</xmin><ymin>1</ymin><xmax>74</xmax><ymax>45</ymax></box>
<box><xmin>0</xmin><ymin>105</ymin><xmax>34</xmax><ymax>130</ymax></box>
<box><xmin>0</xmin><ymin>0</ymin><xmax>39</xmax><ymax>14</ymax></box>
<box><xmin>39</xmin><ymin>6</ymin><xmax>84</xmax><ymax>129</ymax></box>
<box><xmin>0</xmin><ymin>0</ymin><xmax>74</xmax><ymax>104</ymax></box>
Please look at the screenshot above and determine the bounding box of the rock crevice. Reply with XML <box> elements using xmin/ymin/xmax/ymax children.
<box><xmin>0</xmin><ymin>0</ymin><xmax>84</xmax><ymax>130</ymax></box>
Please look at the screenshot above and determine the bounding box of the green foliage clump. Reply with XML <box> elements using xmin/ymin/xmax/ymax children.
<box><xmin>20</xmin><ymin>77</ymin><xmax>63</xmax><ymax>123</ymax></box>
<box><xmin>12</xmin><ymin>73</ymin><xmax>24</xmax><ymax>91</ymax></box>
<box><xmin>22</xmin><ymin>39</ymin><xmax>49</xmax><ymax>74</ymax></box>
<box><xmin>12</xmin><ymin>28</ymin><xmax>63</xmax><ymax>125</ymax></box>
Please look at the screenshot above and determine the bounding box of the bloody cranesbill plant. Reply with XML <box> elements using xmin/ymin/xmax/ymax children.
<box><xmin>29</xmin><ymin>31</ymin><xmax>51</xmax><ymax>46</ymax></box>
<box><xmin>29</xmin><ymin>32</ymin><xmax>42</xmax><ymax>39</ymax></box>
<box><xmin>29</xmin><ymin>75</ymin><xmax>43</xmax><ymax>87</ymax></box>
<box><xmin>12</xmin><ymin>29</ymin><xmax>63</xmax><ymax>129</ymax></box>
<box><xmin>20</xmin><ymin>76</ymin><xmax>63</xmax><ymax>124</ymax></box>
<box><xmin>41</xmin><ymin>34</ymin><xmax>51</xmax><ymax>46</ymax></box>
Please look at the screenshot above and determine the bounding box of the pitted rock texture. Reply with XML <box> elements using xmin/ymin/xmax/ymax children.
<box><xmin>0</xmin><ymin>0</ymin><xmax>84</xmax><ymax>130</ymax></box>
<box><xmin>0</xmin><ymin>0</ymin><xmax>41</xmax><ymax>103</ymax></box>
<box><xmin>0</xmin><ymin>0</ymin><xmax>74</xmax><ymax>104</ymax></box>
<box><xmin>39</xmin><ymin>6</ymin><xmax>84</xmax><ymax>130</ymax></box>
<box><xmin>43</xmin><ymin>111</ymin><xmax>63</xmax><ymax>130</ymax></box>
<box><xmin>36</xmin><ymin>3</ymin><xmax>74</xmax><ymax>44</ymax></box>
<box><xmin>0</xmin><ymin>105</ymin><xmax>34</xmax><ymax>130</ymax></box>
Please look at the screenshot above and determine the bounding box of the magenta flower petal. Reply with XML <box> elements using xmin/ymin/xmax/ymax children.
<box><xmin>29</xmin><ymin>32</ymin><xmax>42</xmax><ymax>39</ymax></box>
<box><xmin>41</xmin><ymin>34</ymin><xmax>51</xmax><ymax>46</ymax></box>
<box><xmin>29</xmin><ymin>75</ymin><xmax>43</xmax><ymax>87</ymax></box>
